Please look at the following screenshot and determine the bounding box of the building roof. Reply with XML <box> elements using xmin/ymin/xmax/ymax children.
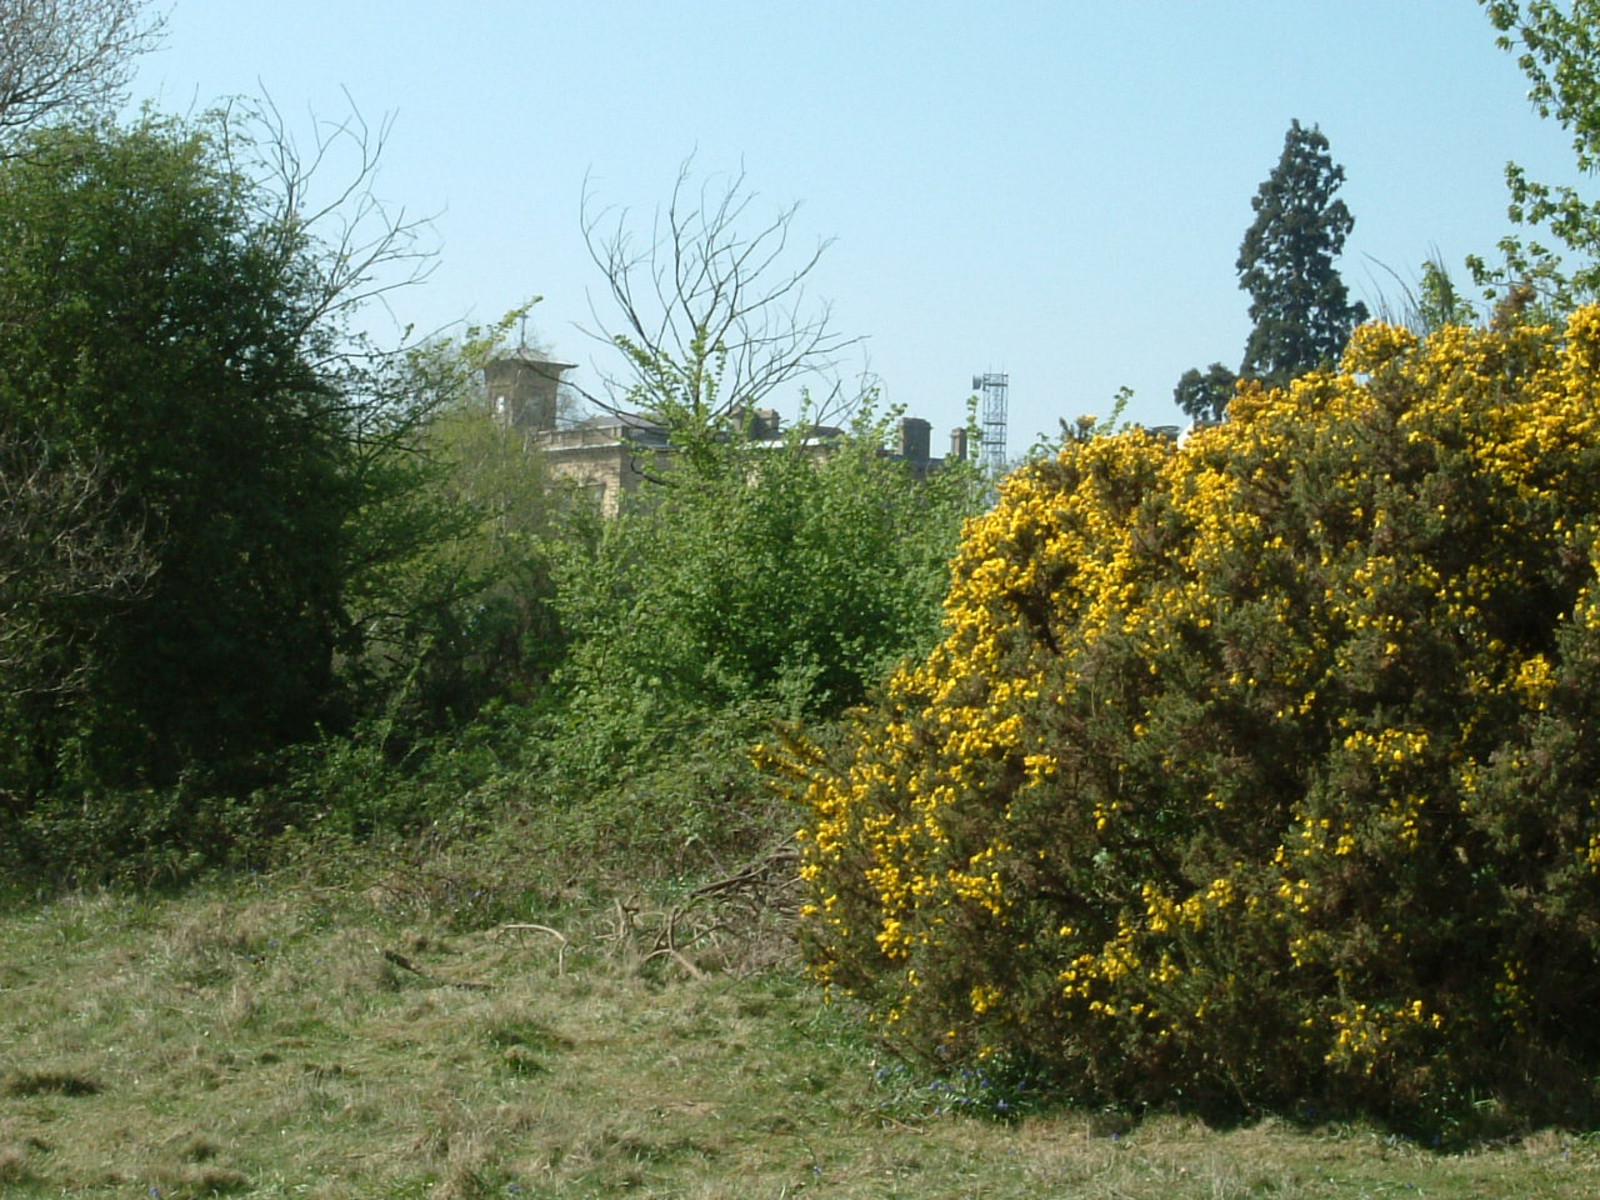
<box><xmin>493</xmin><ymin>347</ymin><xmax>577</xmax><ymax>371</ymax></box>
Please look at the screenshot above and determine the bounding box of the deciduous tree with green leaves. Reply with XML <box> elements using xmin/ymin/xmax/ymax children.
<box><xmin>571</xmin><ymin>162</ymin><xmax>981</xmax><ymax>723</ymax></box>
<box><xmin>1475</xmin><ymin>0</ymin><xmax>1600</xmax><ymax>308</ymax></box>
<box><xmin>0</xmin><ymin>111</ymin><xmax>441</xmax><ymax>834</ymax></box>
<box><xmin>580</xmin><ymin>159</ymin><xmax>862</xmax><ymax>464</ymax></box>
<box><xmin>480</xmin><ymin>163</ymin><xmax>987</xmax><ymax>868</ymax></box>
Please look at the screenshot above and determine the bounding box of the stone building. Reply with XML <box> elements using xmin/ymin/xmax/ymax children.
<box><xmin>529</xmin><ymin>410</ymin><xmax>673</xmax><ymax>514</ymax></box>
<box><xmin>484</xmin><ymin>347</ymin><xmax>575</xmax><ymax>432</ymax></box>
<box><xmin>484</xmin><ymin>352</ymin><xmax>964</xmax><ymax>515</ymax></box>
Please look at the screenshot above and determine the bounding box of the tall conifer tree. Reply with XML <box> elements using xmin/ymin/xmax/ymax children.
<box><xmin>1174</xmin><ymin>120</ymin><xmax>1367</xmax><ymax>422</ymax></box>
<box><xmin>1236</xmin><ymin>120</ymin><xmax>1368</xmax><ymax>389</ymax></box>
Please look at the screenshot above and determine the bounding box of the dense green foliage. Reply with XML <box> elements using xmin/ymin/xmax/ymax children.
<box><xmin>0</xmin><ymin>119</ymin><xmax>982</xmax><ymax>884</ymax></box>
<box><xmin>1175</xmin><ymin>120</ymin><xmax>1367</xmax><ymax>422</ymax></box>
<box><xmin>559</xmin><ymin>408</ymin><xmax>976</xmax><ymax>722</ymax></box>
<box><xmin>248</xmin><ymin>399</ymin><xmax>984</xmax><ymax>875</ymax></box>
<box><xmin>0</xmin><ymin>119</ymin><xmax>355</xmax><ymax>793</ymax></box>
<box><xmin>0</xmin><ymin>117</ymin><xmax>473</xmax><ymax>874</ymax></box>
<box><xmin>789</xmin><ymin>311</ymin><xmax>1600</xmax><ymax>1128</ymax></box>
<box><xmin>502</xmin><ymin>402</ymin><xmax>980</xmax><ymax>868</ymax></box>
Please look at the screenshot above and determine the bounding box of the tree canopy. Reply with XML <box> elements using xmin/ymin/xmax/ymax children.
<box><xmin>580</xmin><ymin>160</ymin><xmax>863</xmax><ymax>471</ymax></box>
<box><xmin>0</xmin><ymin>112</ymin><xmax>449</xmax><ymax>816</ymax></box>
<box><xmin>1175</xmin><ymin>121</ymin><xmax>1367</xmax><ymax>422</ymax></box>
<box><xmin>0</xmin><ymin>0</ymin><xmax>164</xmax><ymax>153</ymax></box>
<box><xmin>1476</xmin><ymin>0</ymin><xmax>1600</xmax><ymax>307</ymax></box>
<box><xmin>0</xmin><ymin>118</ymin><xmax>353</xmax><ymax>794</ymax></box>
<box><xmin>1237</xmin><ymin>120</ymin><xmax>1368</xmax><ymax>390</ymax></box>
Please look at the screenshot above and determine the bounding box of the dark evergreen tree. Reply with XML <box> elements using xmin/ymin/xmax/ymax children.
<box><xmin>1236</xmin><ymin>120</ymin><xmax>1368</xmax><ymax>389</ymax></box>
<box><xmin>1175</xmin><ymin>120</ymin><xmax>1368</xmax><ymax>420</ymax></box>
<box><xmin>1173</xmin><ymin>362</ymin><xmax>1238</xmax><ymax>424</ymax></box>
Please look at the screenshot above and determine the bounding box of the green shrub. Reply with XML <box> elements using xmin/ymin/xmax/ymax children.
<box><xmin>552</xmin><ymin>400</ymin><xmax>980</xmax><ymax>723</ymax></box>
<box><xmin>458</xmin><ymin>399</ymin><xmax>986</xmax><ymax>874</ymax></box>
<box><xmin>783</xmin><ymin>311</ymin><xmax>1600</xmax><ymax>1128</ymax></box>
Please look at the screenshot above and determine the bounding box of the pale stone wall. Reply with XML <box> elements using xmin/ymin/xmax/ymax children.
<box><xmin>484</xmin><ymin>352</ymin><xmax>967</xmax><ymax>516</ymax></box>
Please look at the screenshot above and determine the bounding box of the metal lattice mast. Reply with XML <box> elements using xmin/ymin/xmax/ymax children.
<box><xmin>972</xmin><ymin>372</ymin><xmax>1009</xmax><ymax>475</ymax></box>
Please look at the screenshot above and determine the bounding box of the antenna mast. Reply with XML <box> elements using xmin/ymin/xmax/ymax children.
<box><xmin>972</xmin><ymin>372</ymin><xmax>1009</xmax><ymax>475</ymax></box>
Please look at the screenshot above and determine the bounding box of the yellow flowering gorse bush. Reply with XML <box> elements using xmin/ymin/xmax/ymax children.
<box><xmin>779</xmin><ymin>310</ymin><xmax>1600</xmax><ymax>1123</ymax></box>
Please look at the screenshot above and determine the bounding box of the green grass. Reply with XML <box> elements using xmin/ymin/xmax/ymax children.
<box><xmin>2</xmin><ymin>851</ymin><xmax>1599</xmax><ymax>1198</ymax></box>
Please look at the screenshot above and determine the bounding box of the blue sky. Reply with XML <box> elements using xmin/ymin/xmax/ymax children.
<box><xmin>133</xmin><ymin>1</ymin><xmax>1583</xmax><ymax>451</ymax></box>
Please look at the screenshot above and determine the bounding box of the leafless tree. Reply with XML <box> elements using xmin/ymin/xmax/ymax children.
<box><xmin>579</xmin><ymin>160</ymin><xmax>862</xmax><ymax>428</ymax></box>
<box><xmin>204</xmin><ymin>91</ymin><xmax>442</xmax><ymax>469</ymax></box>
<box><xmin>220</xmin><ymin>93</ymin><xmax>436</xmax><ymax>338</ymax></box>
<box><xmin>0</xmin><ymin>0</ymin><xmax>166</xmax><ymax>152</ymax></box>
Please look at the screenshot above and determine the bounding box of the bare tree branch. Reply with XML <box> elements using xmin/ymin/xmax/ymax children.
<box><xmin>0</xmin><ymin>0</ymin><xmax>166</xmax><ymax>153</ymax></box>
<box><xmin>203</xmin><ymin>91</ymin><xmax>444</xmax><ymax>474</ymax></box>
<box><xmin>577</xmin><ymin>158</ymin><xmax>863</xmax><ymax>430</ymax></box>
<box><xmin>213</xmin><ymin>91</ymin><xmax>438</xmax><ymax>349</ymax></box>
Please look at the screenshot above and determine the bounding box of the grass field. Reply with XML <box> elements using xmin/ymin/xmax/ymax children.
<box><xmin>2</xmin><ymin>847</ymin><xmax>1599</xmax><ymax>1199</ymax></box>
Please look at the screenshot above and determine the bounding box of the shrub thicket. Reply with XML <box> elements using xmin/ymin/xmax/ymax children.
<box><xmin>203</xmin><ymin>402</ymin><xmax>982</xmax><ymax>883</ymax></box>
<box><xmin>554</xmin><ymin>403</ymin><xmax>977</xmax><ymax>723</ymax></box>
<box><xmin>515</xmin><ymin>402</ymin><xmax>982</xmax><ymax>871</ymax></box>
<box><xmin>783</xmin><ymin>310</ymin><xmax>1600</xmax><ymax>1126</ymax></box>
<box><xmin>0</xmin><ymin>118</ymin><xmax>487</xmax><ymax>880</ymax></box>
